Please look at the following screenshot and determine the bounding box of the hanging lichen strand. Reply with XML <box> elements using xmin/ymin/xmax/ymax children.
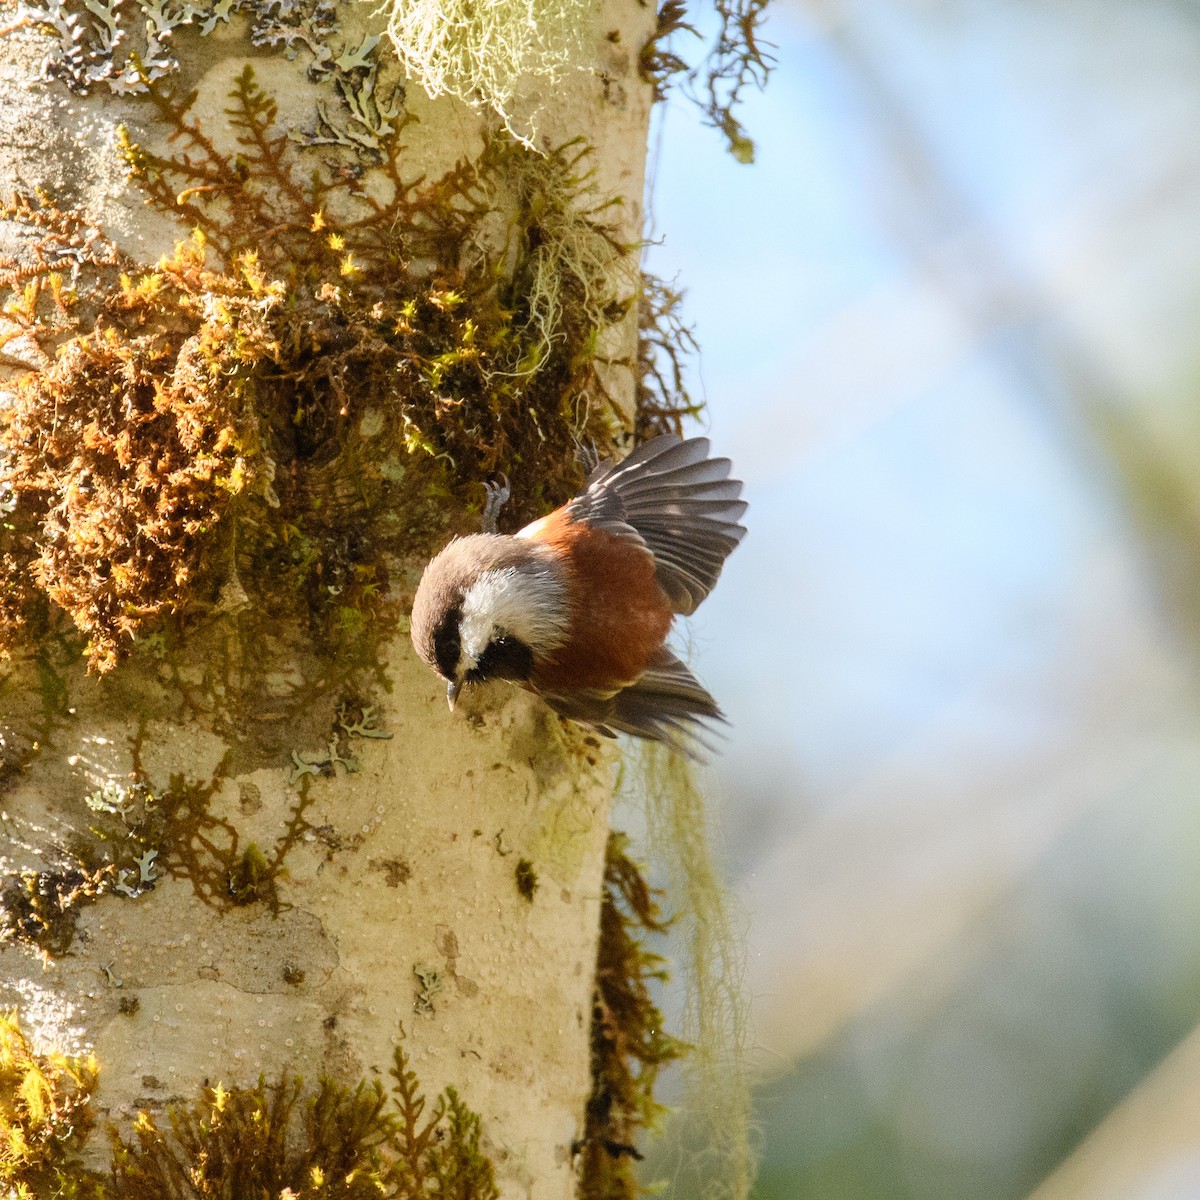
<box><xmin>382</xmin><ymin>0</ymin><xmax>590</xmax><ymax>145</ymax></box>
<box><xmin>0</xmin><ymin>66</ymin><xmax>672</xmax><ymax>673</ymax></box>
<box><xmin>375</xmin><ymin>0</ymin><xmax>772</xmax><ymax>157</ymax></box>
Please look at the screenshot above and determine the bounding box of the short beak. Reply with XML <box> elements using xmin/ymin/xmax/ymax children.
<box><xmin>446</xmin><ymin>680</ymin><xmax>461</xmax><ymax>711</ymax></box>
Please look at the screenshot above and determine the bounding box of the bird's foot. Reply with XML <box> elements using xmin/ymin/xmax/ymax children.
<box><xmin>481</xmin><ymin>475</ymin><xmax>510</xmax><ymax>533</ymax></box>
<box><xmin>575</xmin><ymin>437</ymin><xmax>604</xmax><ymax>478</ymax></box>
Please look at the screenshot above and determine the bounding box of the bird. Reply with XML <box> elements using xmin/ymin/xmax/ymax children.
<box><xmin>410</xmin><ymin>434</ymin><xmax>747</xmax><ymax>750</ymax></box>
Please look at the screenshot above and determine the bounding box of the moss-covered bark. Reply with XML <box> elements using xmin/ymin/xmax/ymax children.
<box><xmin>0</xmin><ymin>0</ymin><xmax>761</xmax><ymax>1192</ymax></box>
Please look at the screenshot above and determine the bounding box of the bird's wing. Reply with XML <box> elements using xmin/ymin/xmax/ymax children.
<box><xmin>565</xmin><ymin>434</ymin><xmax>747</xmax><ymax>615</ymax></box>
<box><xmin>538</xmin><ymin>646</ymin><xmax>723</xmax><ymax>758</ymax></box>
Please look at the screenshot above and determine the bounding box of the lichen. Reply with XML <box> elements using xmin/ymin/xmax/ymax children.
<box><xmin>625</xmin><ymin>744</ymin><xmax>755</xmax><ymax>1200</ymax></box>
<box><xmin>578</xmin><ymin>832</ymin><xmax>686</xmax><ymax>1200</ymax></box>
<box><xmin>13</xmin><ymin>0</ymin><xmax>770</xmax><ymax>157</ymax></box>
<box><xmin>379</xmin><ymin>0</ymin><xmax>590</xmax><ymax>146</ymax></box>
<box><xmin>12</xmin><ymin>0</ymin><xmax>405</xmax><ymax>152</ymax></box>
<box><xmin>378</xmin><ymin>0</ymin><xmax>770</xmax><ymax>158</ymax></box>
<box><xmin>412</xmin><ymin>963</ymin><xmax>443</xmax><ymax>1015</ymax></box>
<box><xmin>499</xmin><ymin>137</ymin><xmax>635</xmax><ymax>372</ymax></box>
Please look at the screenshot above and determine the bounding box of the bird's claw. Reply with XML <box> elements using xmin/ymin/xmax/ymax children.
<box><xmin>482</xmin><ymin>475</ymin><xmax>511</xmax><ymax>534</ymax></box>
<box><xmin>575</xmin><ymin>438</ymin><xmax>602</xmax><ymax>475</ymax></box>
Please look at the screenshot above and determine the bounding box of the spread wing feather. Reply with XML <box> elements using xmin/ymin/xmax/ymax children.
<box><xmin>539</xmin><ymin>647</ymin><xmax>723</xmax><ymax>758</ymax></box>
<box><xmin>567</xmin><ymin>435</ymin><xmax>748</xmax><ymax>615</ymax></box>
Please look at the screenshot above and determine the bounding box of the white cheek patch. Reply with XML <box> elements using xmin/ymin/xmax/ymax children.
<box><xmin>456</xmin><ymin>564</ymin><xmax>570</xmax><ymax>675</ymax></box>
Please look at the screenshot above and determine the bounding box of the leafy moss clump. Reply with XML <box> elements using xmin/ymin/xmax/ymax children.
<box><xmin>0</xmin><ymin>1011</ymin><xmax>98</xmax><ymax>1194</ymax></box>
<box><xmin>579</xmin><ymin>832</ymin><xmax>687</xmax><ymax>1199</ymax></box>
<box><xmin>108</xmin><ymin>1047</ymin><xmax>497</xmax><ymax>1199</ymax></box>
<box><xmin>0</xmin><ymin>861</ymin><xmax>115</xmax><ymax>956</ymax></box>
<box><xmin>0</xmin><ymin>1018</ymin><xmax>497</xmax><ymax>1200</ymax></box>
<box><xmin>0</xmin><ymin>232</ymin><xmax>265</xmax><ymax>673</ymax></box>
<box><xmin>0</xmin><ymin>65</ymin><xmax>650</xmax><ymax>674</ymax></box>
<box><xmin>226</xmin><ymin>841</ymin><xmax>274</xmax><ymax>906</ymax></box>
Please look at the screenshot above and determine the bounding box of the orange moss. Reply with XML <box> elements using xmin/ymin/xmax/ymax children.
<box><xmin>579</xmin><ymin>833</ymin><xmax>688</xmax><ymax>1199</ymax></box>
<box><xmin>0</xmin><ymin>68</ymin><xmax>654</xmax><ymax>671</ymax></box>
<box><xmin>0</xmin><ymin>1011</ymin><xmax>98</xmax><ymax>1192</ymax></box>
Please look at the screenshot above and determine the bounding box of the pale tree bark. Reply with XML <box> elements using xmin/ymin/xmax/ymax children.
<box><xmin>0</xmin><ymin>0</ymin><xmax>656</xmax><ymax>1194</ymax></box>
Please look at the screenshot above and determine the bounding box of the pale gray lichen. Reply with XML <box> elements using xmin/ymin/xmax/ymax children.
<box><xmin>82</xmin><ymin>780</ymin><xmax>157</xmax><ymax>825</ymax></box>
<box><xmin>288</xmin><ymin>739</ymin><xmax>361</xmax><ymax>783</ymax></box>
<box><xmin>113</xmin><ymin>868</ymin><xmax>139</xmax><ymax>897</ymax></box>
<box><xmin>289</xmin><ymin>748</ymin><xmax>323</xmax><ymax>783</ymax></box>
<box><xmin>84</xmin><ymin>779</ymin><xmax>132</xmax><ymax>818</ymax></box>
<box><xmin>256</xmin><ymin>0</ymin><xmax>407</xmax><ymax>151</ymax></box>
<box><xmin>134</xmin><ymin>847</ymin><xmax>158</xmax><ymax>882</ymax></box>
<box><xmin>336</xmin><ymin>702</ymin><xmax>392</xmax><ymax>739</ymax></box>
<box><xmin>413</xmin><ymin>963</ymin><xmax>442</xmax><ymax>1015</ymax></box>
<box><xmin>287</xmin><ymin>704</ymin><xmax>391</xmax><ymax>783</ymax></box>
<box><xmin>112</xmin><ymin>849</ymin><xmax>159</xmax><ymax>896</ymax></box>
<box><xmin>295</xmin><ymin>65</ymin><xmax>404</xmax><ymax>152</ymax></box>
<box><xmin>250</xmin><ymin>0</ymin><xmax>335</xmax><ymax>71</ymax></box>
<box><xmin>14</xmin><ymin>0</ymin><xmax>404</xmax><ymax>153</ymax></box>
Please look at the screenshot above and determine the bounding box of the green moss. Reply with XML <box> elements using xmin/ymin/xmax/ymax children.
<box><xmin>0</xmin><ymin>1015</ymin><xmax>497</xmax><ymax>1200</ymax></box>
<box><xmin>579</xmin><ymin>832</ymin><xmax>687</xmax><ymax>1200</ymax></box>
<box><xmin>0</xmin><ymin>1011</ymin><xmax>98</xmax><ymax>1195</ymax></box>
<box><xmin>226</xmin><ymin>841</ymin><xmax>274</xmax><ymax>906</ymax></box>
<box><xmin>108</xmin><ymin>1047</ymin><xmax>497</xmax><ymax>1199</ymax></box>
<box><xmin>0</xmin><ymin>0</ymin><xmax>713</xmax><ymax>690</ymax></box>
<box><xmin>0</xmin><ymin>64</ymin><xmax>654</xmax><ymax>677</ymax></box>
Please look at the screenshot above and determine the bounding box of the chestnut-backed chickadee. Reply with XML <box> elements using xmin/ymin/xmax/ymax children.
<box><xmin>410</xmin><ymin>434</ymin><xmax>746</xmax><ymax>749</ymax></box>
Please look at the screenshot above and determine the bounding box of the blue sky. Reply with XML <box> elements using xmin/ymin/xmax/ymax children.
<box><xmin>642</xmin><ymin>4</ymin><xmax>1200</xmax><ymax>1194</ymax></box>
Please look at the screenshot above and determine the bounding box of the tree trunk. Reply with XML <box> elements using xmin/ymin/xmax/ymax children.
<box><xmin>0</xmin><ymin>0</ymin><xmax>655</xmax><ymax>1194</ymax></box>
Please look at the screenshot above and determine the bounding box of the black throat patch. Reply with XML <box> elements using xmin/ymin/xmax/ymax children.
<box><xmin>466</xmin><ymin>635</ymin><xmax>535</xmax><ymax>684</ymax></box>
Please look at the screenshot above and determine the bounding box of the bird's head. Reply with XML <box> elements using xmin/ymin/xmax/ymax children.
<box><xmin>411</xmin><ymin>534</ymin><xmax>570</xmax><ymax>709</ymax></box>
